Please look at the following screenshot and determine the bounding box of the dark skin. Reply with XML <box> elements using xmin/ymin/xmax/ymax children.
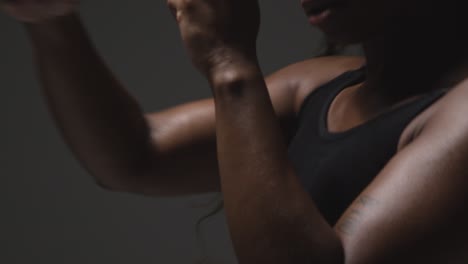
<box><xmin>3</xmin><ymin>0</ymin><xmax>468</xmax><ymax>263</ymax></box>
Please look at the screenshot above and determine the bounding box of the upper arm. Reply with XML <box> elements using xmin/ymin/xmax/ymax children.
<box><xmin>119</xmin><ymin>56</ymin><xmax>365</xmax><ymax>197</ymax></box>
<box><xmin>133</xmin><ymin>62</ymin><xmax>301</xmax><ymax>197</ymax></box>
<box><xmin>333</xmin><ymin>80</ymin><xmax>468</xmax><ymax>263</ymax></box>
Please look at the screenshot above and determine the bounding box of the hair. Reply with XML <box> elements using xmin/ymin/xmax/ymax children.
<box><xmin>192</xmin><ymin>194</ymin><xmax>224</xmax><ymax>264</ymax></box>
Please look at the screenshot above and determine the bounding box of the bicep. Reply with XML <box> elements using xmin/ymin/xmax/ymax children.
<box><xmin>130</xmin><ymin>72</ymin><xmax>298</xmax><ymax>197</ymax></box>
<box><xmin>130</xmin><ymin>56</ymin><xmax>365</xmax><ymax>196</ymax></box>
<box><xmin>333</xmin><ymin>113</ymin><xmax>468</xmax><ymax>263</ymax></box>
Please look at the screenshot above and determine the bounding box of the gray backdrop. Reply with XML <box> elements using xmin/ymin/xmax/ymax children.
<box><xmin>0</xmin><ymin>1</ymin><xmax>362</xmax><ymax>263</ymax></box>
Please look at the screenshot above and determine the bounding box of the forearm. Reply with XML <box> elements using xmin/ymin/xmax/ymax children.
<box><xmin>210</xmin><ymin>59</ymin><xmax>343</xmax><ymax>264</ymax></box>
<box><xmin>24</xmin><ymin>13</ymin><xmax>153</xmax><ymax>186</ymax></box>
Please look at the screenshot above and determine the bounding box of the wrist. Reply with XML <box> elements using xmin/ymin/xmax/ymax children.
<box><xmin>209</xmin><ymin>59</ymin><xmax>266</xmax><ymax>100</ymax></box>
<box><xmin>210</xmin><ymin>62</ymin><xmax>262</xmax><ymax>91</ymax></box>
<box><xmin>23</xmin><ymin>12</ymin><xmax>84</xmax><ymax>51</ymax></box>
<box><xmin>208</xmin><ymin>49</ymin><xmax>262</xmax><ymax>87</ymax></box>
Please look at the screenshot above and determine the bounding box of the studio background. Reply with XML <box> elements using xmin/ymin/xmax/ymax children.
<box><xmin>0</xmin><ymin>1</ymin><xmax>362</xmax><ymax>263</ymax></box>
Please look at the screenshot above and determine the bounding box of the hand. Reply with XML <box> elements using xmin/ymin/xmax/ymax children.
<box><xmin>167</xmin><ymin>0</ymin><xmax>260</xmax><ymax>76</ymax></box>
<box><xmin>1</xmin><ymin>0</ymin><xmax>79</xmax><ymax>23</ymax></box>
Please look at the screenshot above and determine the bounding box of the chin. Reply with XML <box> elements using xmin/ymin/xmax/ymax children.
<box><xmin>305</xmin><ymin>2</ymin><xmax>388</xmax><ymax>46</ymax></box>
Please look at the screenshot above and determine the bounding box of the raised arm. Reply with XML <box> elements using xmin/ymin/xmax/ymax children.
<box><xmin>167</xmin><ymin>0</ymin><xmax>468</xmax><ymax>262</ymax></box>
<box><xmin>22</xmin><ymin>13</ymin><xmax>156</xmax><ymax>192</ymax></box>
<box><xmin>2</xmin><ymin>0</ymin><xmax>363</xmax><ymax>198</ymax></box>
<box><xmin>23</xmin><ymin>10</ymin><xmax>300</xmax><ymax>197</ymax></box>
<box><xmin>0</xmin><ymin>1</ymin><xmax>202</xmax><ymax>195</ymax></box>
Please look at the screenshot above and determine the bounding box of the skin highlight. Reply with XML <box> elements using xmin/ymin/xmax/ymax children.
<box><xmin>2</xmin><ymin>0</ymin><xmax>468</xmax><ymax>263</ymax></box>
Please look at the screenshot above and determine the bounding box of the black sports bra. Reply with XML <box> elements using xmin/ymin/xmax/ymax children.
<box><xmin>287</xmin><ymin>66</ymin><xmax>447</xmax><ymax>225</ymax></box>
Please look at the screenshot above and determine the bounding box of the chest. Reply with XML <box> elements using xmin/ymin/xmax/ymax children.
<box><xmin>287</xmin><ymin>94</ymin><xmax>443</xmax><ymax>225</ymax></box>
<box><xmin>287</xmin><ymin>121</ymin><xmax>402</xmax><ymax>225</ymax></box>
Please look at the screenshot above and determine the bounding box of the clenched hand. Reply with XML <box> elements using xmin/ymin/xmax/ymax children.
<box><xmin>167</xmin><ymin>0</ymin><xmax>261</xmax><ymax>78</ymax></box>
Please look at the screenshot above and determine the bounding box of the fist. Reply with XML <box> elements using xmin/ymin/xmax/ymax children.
<box><xmin>167</xmin><ymin>0</ymin><xmax>260</xmax><ymax>75</ymax></box>
<box><xmin>1</xmin><ymin>0</ymin><xmax>79</xmax><ymax>23</ymax></box>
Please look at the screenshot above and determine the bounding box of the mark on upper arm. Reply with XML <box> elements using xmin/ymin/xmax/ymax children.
<box><xmin>336</xmin><ymin>194</ymin><xmax>379</xmax><ymax>236</ymax></box>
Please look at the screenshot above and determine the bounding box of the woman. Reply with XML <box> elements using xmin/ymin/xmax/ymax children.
<box><xmin>3</xmin><ymin>0</ymin><xmax>468</xmax><ymax>263</ymax></box>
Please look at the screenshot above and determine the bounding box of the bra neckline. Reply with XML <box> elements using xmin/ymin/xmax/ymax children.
<box><xmin>318</xmin><ymin>66</ymin><xmax>448</xmax><ymax>140</ymax></box>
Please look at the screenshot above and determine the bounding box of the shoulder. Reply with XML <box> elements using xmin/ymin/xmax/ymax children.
<box><xmin>333</xmin><ymin>79</ymin><xmax>468</xmax><ymax>263</ymax></box>
<box><xmin>400</xmin><ymin>78</ymin><xmax>468</xmax><ymax>150</ymax></box>
<box><xmin>265</xmin><ymin>55</ymin><xmax>366</xmax><ymax>115</ymax></box>
<box><xmin>418</xmin><ymin>78</ymin><xmax>468</xmax><ymax>146</ymax></box>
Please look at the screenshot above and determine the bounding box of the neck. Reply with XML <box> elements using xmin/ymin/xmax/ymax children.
<box><xmin>359</xmin><ymin>11</ymin><xmax>468</xmax><ymax>106</ymax></box>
